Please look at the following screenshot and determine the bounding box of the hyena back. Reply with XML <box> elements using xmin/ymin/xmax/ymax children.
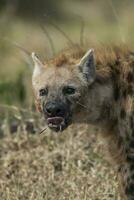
<box><xmin>32</xmin><ymin>46</ymin><xmax>134</xmax><ymax>200</ymax></box>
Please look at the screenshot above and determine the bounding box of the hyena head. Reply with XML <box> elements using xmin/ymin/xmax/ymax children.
<box><xmin>32</xmin><ymin>49</ymin><xmax>112</xmax><ymax>132</ymax></box>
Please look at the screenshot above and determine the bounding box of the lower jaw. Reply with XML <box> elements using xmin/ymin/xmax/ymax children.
<box><xmin>45</xmin><ymin>116</ymin><xmax>72</xmax><ymax>132</ymax></box>
<box><xmin>48</xmin><ymin>124</ymin><xmax>66</xmax><ymax>132</ymax></box>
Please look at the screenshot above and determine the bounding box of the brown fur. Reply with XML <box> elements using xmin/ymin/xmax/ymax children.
<box><xmin>46</xmin><ymin>45</ymin><xmax>132</xmax><ymax>69</ymax></box>
<box><xmin>32</xmin><ymin>45</ymin><xmax>134</xmax><ymax>200</ymax></box>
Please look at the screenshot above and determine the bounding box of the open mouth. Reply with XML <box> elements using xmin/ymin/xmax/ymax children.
<box><xmin>47</xmin><ymin>116</ymin><xmax>65</xmax><ymax>132</ymax></box>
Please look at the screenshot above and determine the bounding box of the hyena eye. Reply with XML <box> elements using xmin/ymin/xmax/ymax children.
<box><xmin>63</xmin><ymin>86</ymin><xmax>76</xmax><ymax>95</ymax></box>
<box><xmin>39</xmin><ymin>88</ymin><xmax>48</xmax><ymax>96</ymax></box>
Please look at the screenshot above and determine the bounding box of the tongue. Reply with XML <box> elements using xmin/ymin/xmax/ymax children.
<box><xmin>47</xmin><ymin>117</ymin><xmax>63</xmax><ymax>125</ymax></box>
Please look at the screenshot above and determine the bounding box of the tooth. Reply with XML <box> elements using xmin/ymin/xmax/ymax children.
<box><xmin>49</xmin><ymin>124</ymin><xmax>57</xmax><ymax>128</ymax></box>
<box><xmin>49</xmin><ymin>123</ymin><xmax>53</xmax><ymax>127</ymax></box>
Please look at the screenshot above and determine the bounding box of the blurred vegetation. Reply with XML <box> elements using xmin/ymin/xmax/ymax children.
<box><xmin>0</xmin><ymin>0</ymin><xmax>133</xmax><ymax>106</ymax></box>
<box><xmin>0</xmin><ymin>0</ymin><xmax>63</xmax><ymax>20</ymax></box>
<box><xmin>0</xmin><ymin>72</ymin><xmax>26</xmax><ymax>104</ymax></box>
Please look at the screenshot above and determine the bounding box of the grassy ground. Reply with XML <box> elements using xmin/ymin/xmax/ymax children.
<box><xmin>0</xmin><ymin>107</ymin><xmax>119</xmax><ymax>200</ymax></box>
<box><xmin>0</xmin><ymin>119</ymin><xmax>119</xmax><ymax>200</ymax></box>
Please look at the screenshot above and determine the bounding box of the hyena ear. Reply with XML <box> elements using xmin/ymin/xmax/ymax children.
<box><xmin>78</xmin><ymin>49</ymin><xmax>96</xmax><ymax>83</ymax></box>
<box><xmin>31</xmin><ymin>52</ymin><xmax>45</xmax><ymax>78</ymax></box>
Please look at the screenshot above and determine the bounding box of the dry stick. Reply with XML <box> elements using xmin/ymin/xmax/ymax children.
<box><xmin>39</xmin><ymin>127</ymin><xmax>47</xmax><ymax>134</ymax></box>
<box><xmin>80</xmin><ymin>17</ymin><xmax>85</xmax><ymax>46</ymax></box>
<box><xmin>107</xmin><ymin>0</ymin><xmax>126</xmax><ymax>43</ymax></box>
<box><xmin>43</xmin><ymin>15</ymin><xmax>74</xmax><ymax>47</ymax></box>
<box><xmin>40</xmin><ymin>24</ymin><xmax>56</xmax><ymax>56</ymax></box>
<box><xmin>2</xmin><ymin>37</ymin><xmax>31</xmax><ymax>56</ymax></box>
<box><xmin>66</xmin><ymin>13</ymin><xmax>85</xmax><ymax>46</ymax></box>
<box><xmin>1</xmin><ymin>37</ymin><xmax>33</xmax><ymax>68</ymax></box>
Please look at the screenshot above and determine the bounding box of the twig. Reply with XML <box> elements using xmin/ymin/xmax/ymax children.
<box><xmin>40</xmin><ymin>24</ymin><xmax>56</xmax><ymax>56</ymax></box>
<box><xmin>79</xmin><ymin>17</ymin><xmax>85</xmax><ymax>46</ymax></box>
<box><xmin>2</xmin><ymin>37</ymin><xmax>31</xmax><ymax>56</ymax></box>
<box><xmin>39</xmin><ymin>127</ymin><xmax>47</xmax><ymax>134</ymax></box>
<box><xmin>1</xmin><ymin>37</ymin><xmax>33</xmax><ymax>68</ymax></box>
<box><xmin>107</xmin><ymin>0</ymin><xmax>126</xmax><ymax>43</ymax></box>
<box><xmin>43</xmin><ymin>15</ymin><xmax>74</xmax><ymax>47</ymax></box>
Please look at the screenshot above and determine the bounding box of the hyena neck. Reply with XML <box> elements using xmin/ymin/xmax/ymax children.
<box><xmin>80</xmin><ymin>75</ymin><xmax>114</xmax><ymax>127</ymax></box>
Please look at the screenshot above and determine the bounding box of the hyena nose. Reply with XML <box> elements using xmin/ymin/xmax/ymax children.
<box><xmin>45</xmin><ymin>102</ymin><xmax>65</xmax><ymax>116</ymax></box>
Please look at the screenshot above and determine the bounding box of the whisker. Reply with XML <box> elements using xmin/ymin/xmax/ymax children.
<box><xmin>69</xmin><ymin>99</ymin><xmax>88</xmax><ymax>109</ymax></box>
<box><xmin>76</xmin><ymin>101</ymin><xmax>87</xmax><ymax>109</ymax></box>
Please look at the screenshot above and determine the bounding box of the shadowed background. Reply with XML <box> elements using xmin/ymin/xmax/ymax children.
<box><xmin>0</xmin><ymin>1</ymin><xmax>133</xmax><ymax>199</ymax></box>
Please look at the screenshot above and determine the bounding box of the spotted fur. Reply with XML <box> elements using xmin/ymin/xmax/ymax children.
<box><xmin>32</xmin><ymin>45</ymin><xmax>134</xmax><ymax>200</ymax></box>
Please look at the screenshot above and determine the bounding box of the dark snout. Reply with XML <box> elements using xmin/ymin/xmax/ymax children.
<box><xmin>43</xmin><ymin>101</ymin><xmax>71</xmax><ymax>132</ymax></box>
<box><xmin>44</xmin><ymin>101</ymin><xmax>66</xmax><ymax>117</ymax></box>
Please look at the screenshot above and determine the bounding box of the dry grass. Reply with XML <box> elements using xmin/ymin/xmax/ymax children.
<box><xmin>0</xmin><ymin>117</ymin><xmax>120</xmax><ymax>200</ymax></box>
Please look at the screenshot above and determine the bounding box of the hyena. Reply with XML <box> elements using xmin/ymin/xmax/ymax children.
<box><xmin>31</xmin><ymin>46</ymin><xmax>134</xmax><ymax>200</ymax></box>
